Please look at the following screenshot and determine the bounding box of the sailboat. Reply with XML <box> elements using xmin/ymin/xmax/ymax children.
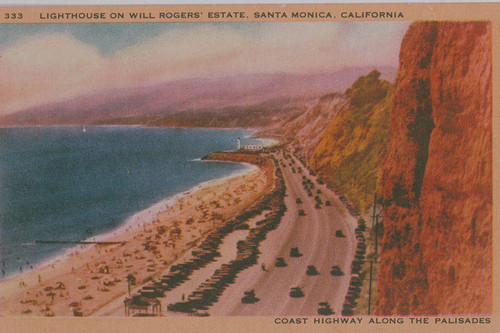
<box><xmin>82</xmin><ymin>126</ymin><xmax>87</xmax><ymax>133</ymax></box>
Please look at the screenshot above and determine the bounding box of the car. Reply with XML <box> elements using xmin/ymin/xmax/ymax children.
<box><xmin>241</xmin><ymin>290</ymin><xmax>259</xmax><ymax>304</ymax></box>
<box><xmin>289</xmin><ymin>287</ymin><xmax>304</xmax><ymax>298</ymax></box>
<box><xmin>335</xmin><ymin>230</ymin><xmax>346</xmax><ymax>238</ymax></box>
<box><xmin>275</xmin><ymin>257</ymin><xmax>287</xmax><ymax>267</ymax></box>
<box><xmin>318</xmin><ymin>301</ymin><xmax>334</xmax><ymax>315</ymax></box>
<box><xmin>290</xmin><ymin>247</ymin><xmax>303</xmax><ymax>257</ymax></box>
<box><xmin>306</xmin><ymin>265</ymin><xmax>319</xmax><ymax>276</ymax></box>
<box><xmin>330</xmin><ymin>265</ymin><xmax>344</xmax><ymax>276</ymax></box>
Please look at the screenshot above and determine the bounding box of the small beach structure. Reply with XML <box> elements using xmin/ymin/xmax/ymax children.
<box><xmin>236</xmin><ymin>138</ymin><xmax>263</xmax><ymax>150</ymax></box>
<box><xmin>124</xmin><ymin>295</ymin><xmax>162</xmax><ymax>316</ymax></box>
<box><xmin>243</xmin><ymin>144</ymin><xmax>263</xmax><ymax>150</ymax></box>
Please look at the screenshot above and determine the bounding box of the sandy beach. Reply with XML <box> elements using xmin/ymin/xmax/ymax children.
<box><xmin>0</xmin><ymin>157</ymin><xmax>273</xmax><ymax>317</ymax></box>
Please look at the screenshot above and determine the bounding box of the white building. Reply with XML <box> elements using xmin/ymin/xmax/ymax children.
<box><xmin>236</xmin><ymin>138</ymin><xmax>263</xmax><ymax>150</ymax></box>
<box><xmin>243</xmin><ymin>144</ymin><xmax>263</xmax><ymax>150</ymax></box>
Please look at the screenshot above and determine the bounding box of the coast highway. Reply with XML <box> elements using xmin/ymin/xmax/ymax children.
<box><xmin>94</xmin><ymin>150</ymin><xmax>357</xmax><ymax>316</ymax></box>
<box><xmin>208</xmin><ymin>151</ymin><xmax>358</xmax><ymax>315</ymax></box>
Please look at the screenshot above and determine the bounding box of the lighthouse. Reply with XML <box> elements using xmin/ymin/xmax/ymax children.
<box><xmin>237</xmin><ymin>138</ymin><xmax>241</xmax><ymax>150</ymax></box>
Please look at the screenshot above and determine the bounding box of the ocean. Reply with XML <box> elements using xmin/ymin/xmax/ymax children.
<box><xmin>0</xmin><ymin>126</ymin><xmax>261</xmax><ymax>279</ymax></box>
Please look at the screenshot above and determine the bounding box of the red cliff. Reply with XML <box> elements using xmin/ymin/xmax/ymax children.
<box><xmin>376</xmin><ymin>22</ymin><xmax>492</xmax><ymax>314</ymax></box>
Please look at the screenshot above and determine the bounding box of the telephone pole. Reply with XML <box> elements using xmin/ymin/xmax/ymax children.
<box><xmin>374</xmin><ymin>214</ymin><xmax>379</xmax><ymax>257</ymax></box>
<box><xmin>368</xmin><ymin>260</ymin><xmax>373</xmax><ymax>315</ymax></box>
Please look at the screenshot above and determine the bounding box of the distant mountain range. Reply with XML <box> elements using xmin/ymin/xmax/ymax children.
<box><xmin>0</xmin><ymin>67</ymin><xmax>396</xmax><ymax>128</ymax></box>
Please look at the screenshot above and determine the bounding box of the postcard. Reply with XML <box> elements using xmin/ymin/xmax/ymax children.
<box><xmin>0</xmin><ymin>2</ymin><xmax>498</xmax><ymax>332</ymax></box>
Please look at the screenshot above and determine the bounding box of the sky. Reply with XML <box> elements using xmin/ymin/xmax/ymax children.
<box><xmin>0</xmin><ymin>22</ymin><xmax>410</xmax><ymax>115</ymax></box>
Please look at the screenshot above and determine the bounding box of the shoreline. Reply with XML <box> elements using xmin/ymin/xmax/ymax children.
<box><xmin>0</xmin><ymin>152</ymin><xmax>274</xmax><ymax>317</ymax></box>
<box><xmin>0</xmin><ymin>162</ymin><xmax>258</xmax><ymax>283</ymax></box>
<box><xmin>0</xmin><ymin>125</ymin><xmax>270</xmax><ymax>281</ymax></box>
<box><xmin>89</xmin><ymin>162</ymin><xmax>258</xmax><ymax>242</ymax></box>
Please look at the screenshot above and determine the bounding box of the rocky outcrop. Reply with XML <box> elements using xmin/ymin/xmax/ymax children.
<box><xmin>286</xmin><ymin>94</ymin><xmax>348</xmax><ymax>163</ymax></box>
<box><xmin>256</xmin><ymin>93</ymin><xmax>348</xmax><ymax>163</ymax></box>
<box><xmin>376</xmin><ymin>22</ymin><xmax>492</xmax><ymax>315</ymax></box>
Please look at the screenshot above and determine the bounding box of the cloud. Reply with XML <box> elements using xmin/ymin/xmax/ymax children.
<box><xmin>0</xmin><ymin>22</ymin><xmax>409</xmax><ymax>115</ymax></box>
<box><xmin>111</xmin><ymin>25</ymin><xmax>248</xmax><ymax>84</ymax></box>
<box><xmin>1</xmin><ymin>33</ymin><xmax>109</xmax><ymax>112</ymax></box>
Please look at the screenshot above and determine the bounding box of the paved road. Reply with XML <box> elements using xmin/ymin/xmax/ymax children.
<box><xmin>209</xmin><ymin>151</ymin><xmax>357</xmax><ymax>316</ymax></box>
<box><xmin>94</xmin><ymin>150</ymin><xmax>357</xmax><ymax>316</ymax></box>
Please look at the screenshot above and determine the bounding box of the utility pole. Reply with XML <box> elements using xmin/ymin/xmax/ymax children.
<box><xmin>372</xmin><ymin>193</ymin><xmax>377</xmax><ymax>227</ymax></box>
<box><xmin>368</xmin><ymin>260</ymin><xmax>373</xmax><ymax>315</ymax></box>
<box><xmin>368</xmin><ymin>194</ymin><xmax>381</xmax><ymax>315</ymax></box>
<box><xmin>374</xmin><ymin>214</ymin><xmax>379</xmax><ymax>257</ymax></box>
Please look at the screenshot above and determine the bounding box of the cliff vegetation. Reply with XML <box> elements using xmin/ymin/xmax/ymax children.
<box><xmin>309</xmin><ymin>70</ymin><xmax>393</xmax><ymax>212</ymax></box>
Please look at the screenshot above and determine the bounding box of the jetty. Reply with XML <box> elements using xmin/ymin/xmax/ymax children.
<box><xmin>35</xmin><ymin>240</ymin><xmax>125</xmax><ymax>245</ymax></box>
